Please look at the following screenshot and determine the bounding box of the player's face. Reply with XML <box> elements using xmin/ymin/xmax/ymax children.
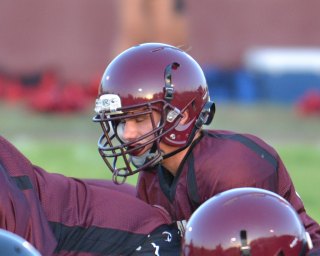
<box><xmin>117</xmin><ymin>110</ymin><xmax>162</xmax><ymax>157</ymax></box>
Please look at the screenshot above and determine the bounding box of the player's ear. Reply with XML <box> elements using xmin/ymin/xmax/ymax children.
<box><xmin>180</xmin><ymin>110</ymin><xmax>189</xmax><ymax>125</ymax></box>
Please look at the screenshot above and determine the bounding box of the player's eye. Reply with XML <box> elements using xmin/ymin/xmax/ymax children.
<box><xmin>135</xmin><ymin>115</ymin><xmax>148</xmax><ymax>123</ymax></box>
<box><xmin>118</xmin><ymin>114</ymin><xmax>148</xmax><ymax>124</ymax></box>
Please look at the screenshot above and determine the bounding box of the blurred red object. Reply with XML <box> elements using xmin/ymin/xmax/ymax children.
<box><xmin>0</xmin><ymin>70</ymin><xmax>97</xmax><ymax>113</ymax></box>
<box><xmin>27</xmin><ymin>71</ymin><xmax>90</xmax><ymax>113</ymax></box>
<box><xmin>295</xmin><ymin>90</ymin><xmax>320</xmax><ymax>116</ymax></box>
<box><xmin>27</xmin><ymin>71</ymin><xmax>60</xmax><ymax>112</ymax></box>
<box><xmin>86</xmin><ymin>74</ymin><xmax>100</xmax><ymax>98</ymax></box>
<box><xmin>0</xmin><ymin>77</ymin><xmax>24</xmax><ymax>103</ymax></box>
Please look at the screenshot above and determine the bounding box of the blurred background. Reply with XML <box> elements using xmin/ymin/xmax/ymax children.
<box><xmin>1</xmin><ymin>0</ymin><xmax>320</xmax><ymax>111</ymax></box>
<box><xmin>0</xmin><ymin>0</ymin><xmax>319</xmax><ymax>221</ymax></box>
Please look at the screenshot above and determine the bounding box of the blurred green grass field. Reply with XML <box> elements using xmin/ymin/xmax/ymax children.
<box><xmin>1</xmin><ymin>102</ymin><xmax>319</xmax><ymax>222</ymax></box>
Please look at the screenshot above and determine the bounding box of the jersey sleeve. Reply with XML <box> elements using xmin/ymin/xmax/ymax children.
<box><xmin>34</xmin><ymin>165</ymin><xmax>176</xmax><ymax>255</ymax></box>
<box><xmin>84</xmin><ymin>178</ymin><xmax>136</xmax><ymax>196</ymax></box>
<box><xmin>0</xmin><ymin>137</ymin><xmax>57</xmax><ymax>255</ymax></box>
<box><xmin>0</xmin><ymin>136</ymin><xmax>181</xmax><ymax>255</ymax></box>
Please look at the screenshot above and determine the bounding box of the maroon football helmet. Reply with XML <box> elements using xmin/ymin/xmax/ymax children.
<box><xmin>93</xmin><ymin>43</ymin><xmax>215</xmax><ymax>182</ymax></box>
<box><xmin>182</xmin><ymin>187</ymin><xmax>313</xmax><ymax>256</ymax></box>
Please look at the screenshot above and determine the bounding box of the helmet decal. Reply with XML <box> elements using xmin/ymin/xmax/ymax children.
<box><xmin>95</xmin><ymin>94</ymin><xmax>122</xmax><ymax>115</ymax></box>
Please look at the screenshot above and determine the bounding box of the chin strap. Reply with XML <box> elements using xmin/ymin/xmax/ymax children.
<box><xmin>163</xmin><ymin>101</ymin><xmax>215</xmax><ymax>160</ymax></box>
<box><xmin>162</xmin><ymin>123</ymin><xmax>198</xmax><ymax>159</ymax></box>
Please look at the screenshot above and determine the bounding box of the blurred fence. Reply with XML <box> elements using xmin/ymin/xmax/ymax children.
<box><xmin>205</xmin><ymin>68</ymin><xmax>320</xmax><ymax>103</ymax></box>
<box><xmin>204</xmin><ymin>48</ymin><xmax>320</xmax><ymax>116</ymax></box>
<box><xmin>2</xmin><ymin>47</ymin><xmax>320</xmax><ymax>116</ymax></box>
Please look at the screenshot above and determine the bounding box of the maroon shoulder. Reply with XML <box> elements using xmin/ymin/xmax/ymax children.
<box><xmin>195</xmin><ymin>130</ymin><xmax>279</xmax><ymax>193</ymax></box>
<box><xmin>0</xmin><ymin>136</ymin><xmax>178</xmax><ymax>255</ymax></box>
<box><xmin>84</xmin><ymin>178</ymin><xmax>136</xmax><ymax>196</ymax></box>
<box><xmin>35</xmin><ymin>169</ymin><xmax>175</xmax><ymax>254</ymax></box>
<box><xmin>0</xmin><ymin>136</ymin><xmax>35</xmax><ymax>176</ymax></box>
<box><xmin>34</xmin><ymin>168</ymin><xmax>172</xmax><ymax>233</ymax></box>
<box><xmin>198</xmin><ymin>130</ymin><xmax>320</xmax><ymax>250</ymax></box>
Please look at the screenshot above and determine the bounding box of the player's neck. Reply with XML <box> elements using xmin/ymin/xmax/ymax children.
<box><xmin>161</xmin><ymin>147</ymin><xmax>189</xmax><ymax>176</ymax></box>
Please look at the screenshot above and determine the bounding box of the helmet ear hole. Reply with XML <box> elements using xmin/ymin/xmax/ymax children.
<box><xmin>180</xmin><ymin>110</ymin><xmax>189</xmax><ymax>125</ymax></box>
<box><xmin>191</xmin><ymin>100</ymin><xmax>196</xmax><ymax>111</ymax></box>
<box><xmin>195</xmin><ymin>101</ymin><xmax>215</xmax><ymax>128</ymax></box>
<box><xmin>205</xmin><ymin>101</ymin><xmax>215</xmax><ymax>125</ymax></box>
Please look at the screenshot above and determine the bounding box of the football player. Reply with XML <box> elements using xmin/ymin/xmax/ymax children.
<box><xmin>182</xmin><ymin>187</ymin><xmax>313</xmax><ymax>256</ymax></box>
<box><xmin>0</xmin><ymin>135</ymin><xmax>181</xmax><ymax>255</ymax></box>
<box><xmin>93</xmin><ymin>42</ymin><xmax>320</xmax><ymax>254</ymax></box>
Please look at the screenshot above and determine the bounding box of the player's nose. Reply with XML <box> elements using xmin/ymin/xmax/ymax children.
<box><xmin>122</xmin><ymin>119</ymin><xmax>139</xmax><ymax>141</ymax></box>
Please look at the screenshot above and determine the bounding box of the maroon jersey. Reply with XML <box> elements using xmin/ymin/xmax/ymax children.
<box><xmin>85</xmin><ymin>178</ymin><xmax>136</xmax><ymax>196</ymax></box>
<box><xmin>0</xmin><ymin>136</ymin><xmax>181</xmax><ymax>255</ymax></box>
<box><xmin>136</xmin><ymin>129</ymin><xmax>320</xmax><ymax>251</ymax></box>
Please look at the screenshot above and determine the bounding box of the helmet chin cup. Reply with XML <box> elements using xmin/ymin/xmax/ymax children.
<box><xmin>131</xmin><ymin>149</ymin><xmax>161</xmax><ymax>168</ymax></box>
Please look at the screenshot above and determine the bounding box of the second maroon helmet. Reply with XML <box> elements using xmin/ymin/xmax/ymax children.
<box><xmin>182</xmin><ymin>187</ymin><xmax>312</xmax><ymax>256</ymax></box>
